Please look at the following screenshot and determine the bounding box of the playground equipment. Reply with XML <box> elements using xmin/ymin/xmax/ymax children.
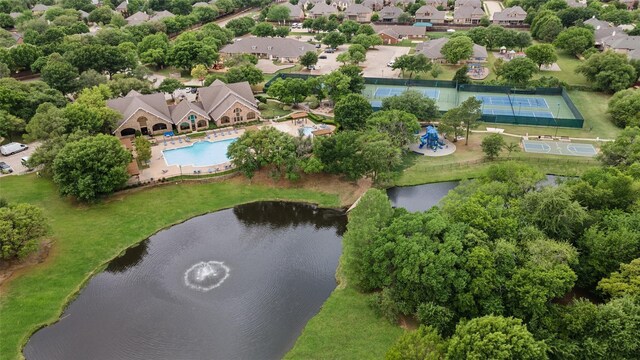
<box><xmin>419</xmin><ymin>125</ymin><xmax>446</xmax><ymax>151</ymax></box>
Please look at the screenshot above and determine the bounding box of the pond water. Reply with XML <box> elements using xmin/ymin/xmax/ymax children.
<box><xmin>24</xmin><ymin>202</ymin><xmax>347</xmax><ymax>360</ymax></box>
<box><xmin>386</xmin><ymin>181</ymin><xmax>459</xmax><ymax>212</ymax></box>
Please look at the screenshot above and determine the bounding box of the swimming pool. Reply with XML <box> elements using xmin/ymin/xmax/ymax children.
<box><xmin>163</xmin><ymin>138</ymin><xmax>236</xmax><ymax>167</ymax></box>
<box><xmin>302</xmin><ymin>126</ymin><xmax>314</xmax><ymax>136</ymax></box>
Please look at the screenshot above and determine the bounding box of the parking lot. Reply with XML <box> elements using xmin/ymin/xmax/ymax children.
<box><xmin>0</xmin><ymin>142</ymin><xmax>39</xmax><ymax>177</ymax></box>
<box><xmin>309</xmin><ymin>44</ymin><xmax>411</xmax><ymax>77</ymax></box>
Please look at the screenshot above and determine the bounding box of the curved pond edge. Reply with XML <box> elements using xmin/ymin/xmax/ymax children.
<box><xmin>19</xmin><ymin>198</ymin><xmax>346</xmax><ymax>359</ymax></box>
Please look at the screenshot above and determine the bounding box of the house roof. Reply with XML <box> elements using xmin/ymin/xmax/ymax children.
<box><xmin>492</xmin><ymin>6</ymin><xmax>526</xmax><ymax>21</ymax></box>
<box><xmin>454</xmin><ymin>5</ymin><xmax>485</xmax><ymax>19</ymax></box>
<box><xmin>416</xmin><ymin>37</ymin><xmax>487</xmax><ymax>60</ymax></box>
<box><xmin>108</xmin><ymin>92</ymin><xmax>173</xmax><ymax>131</ymax></box>
<box><xmin>283</xmin><ymin>2</ymin><xmax>304</xmax><ymax>18</ymax></box>
<box><xmin>454</xmin><ymin>0</ymin><xmax>481</xmax><ymax>8</ymax></box>
<box><xmin>78</xmin><ymin>10</ymin><xmax>90</xmax><ymax>18</ymax></box>
<box><xmin>373</xmin><ymin>24</ymin><xmax>426</xmax><ymax>36</ymax></box>
<box><xmin>415</xmin><ymin>5</ymin><xmax>446</xmax><ymax>20</ymax></box>
<box><xmin>197</xmin><ymin>80</ymin><xmax>258</xmax><ymax>119</ymax></box>
<box><xmin>126</xmin><ymin>11</ymin><xmax>150</xmax><ymax>25</ymax></box>
<box><xmin>584</xmin><ymin>17</ymin><xmax>612</xmax><ymax>30</ymax></box>
<box><xmin>169</xmin><ymin>99</ymin><xmax>209</xmax><ymax>124</ymax></box>
<box><xmin>220</xmin><ymin>37</ymin><xmax>316</xmax><ymax>58</ymax></box>
<box><xmin>361</xmin><ymin>0</ymin><xmax>384</xmax><ymax>10</ymax></box>
<box><xmin>379</xmin><ymin>6</ymin><xmax>403</xmax><ymax>18</ymax></box>
<box><xmin>31</xmin><ymin>4</ymin><xmax>50</xmax><ymax>12</ymax></box>
<box><xmin>116</xmin><ymin>1</ymin><xmax>128</xmax><ymax>10</ymax></box>
<box><xmin>9</xmin><ymin>12</ymin><xmax>22</xmax><ymax>19</ymax></box>
<box><xmin>424</xmin><ymin>0</ymin><xmax>447</xmax><ymax>7</ymax></box>
<box><xmin>308</xmin><ymin>2</ymin><xmax>339</xmax><ymax>16</ymax></box>
<box><xmin>150</xmin><ymin>10</ymin><xmax>174</xmax><ymax>22</ymax></box>
<box><xmin>566</xmin><ymin>0</ymin><xmax>587</xmax><ymax>8</ymax></box>
<box><xmin>345</xmin><ymin>3</ymin><xmax>373</xmax><ymax>15</ymax></box>
<box><xmin>10</xmin><ymin>32</ymin><xmax>23</xmax><ymax>41</ymax></box>
<box><xmin>605</xmin><ymin>35</ymin><xmax>640</xmax><ymax>51</ymax></box>
<box><xmin>193</xmin><ymin>2</ymin><xmax>209</xmax><ymax>7</ymax></box>
<box><xmin>379</xmin><ymin>28</ymin><xmax>400</xmax><ymax>39</ymax></box>
<box><xmin>393</xmin><ymin>0</ymin><xmax>416</xmax><ymax>6</ymax></box>
<box><xmin>628</xmin><ymin>48</ymin><xmax>640</xmax><ymax>60</ymax></box>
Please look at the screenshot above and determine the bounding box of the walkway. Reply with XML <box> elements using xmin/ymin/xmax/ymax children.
<box><xmin>483</xmin><ymin>1</ymin><xmax>503</xmax><ymax>20</ymax></box>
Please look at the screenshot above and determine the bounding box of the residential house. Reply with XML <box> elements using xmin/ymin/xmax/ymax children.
<box><xmin>601</xmin><ymin>33</ymin><xmax>640</xmax><ymax>60</ymax></box>
<box><xmin>362</xmin><ymin>0</ymin><xmax>384</xmax><ymax>11</ymax></box>
<box><xmin>78</xmin><ymin>9</ymin><xmax>90</xmax><ymax>20</ymax></box>
<box><xmin>298</xmin><ymin>0</ymin><xmax>323</xmax><ymax>10</ymax></box>
<box><xmin>150</xmin><ymin>10</ymin><xmax>175</xmax><ymax>22</ymax></box>
<box><xmin>453</xmin><ymin>4</ymin><xmax>485</xmax><ymax>24</ymax></box>
<box><xmin>109</xmin><ymin>81</ymin><xmax>260</xmax><ymax>137</ymax></box>
<box><xmin>125</xmin><ymin>11</ymin><xmax>150</xmax><ymax>25</ymax></box>
<box><xmin>193</xmin><ymin>2</ymin><xmax>209</xmax><ymax>7</ymax></box>
<box><xmin>415</xmin><ymin>5</ymin><xmax>447</xmax><ymax>24</ymax></box>
<box><xmin>307</xmin><ymin>2</ymin><xmax>340</xmax><ymax>18</ymax></box>
<box><xmin>415</xmin><ymin>37</ymin><xmax>488</xmax><ymax>63</ymax></box>
<box><xmin>492</xmin><ymin>6</ymin><xmax>526</xmax><ymax>25</ymax></box>
<box><xmin>565</xmin><ymin>0</ymin><xmax>587</xmax><ymax>7</ymax></box>
<box><xmin>10</xmin><ymin>32</ymin><xmax>23</xmax><ymax>45</ymax></box>
<box><xmin>283</xmin><ymin>2</ymin><xmax>304</xmax><ymax>21</ymax></box>
<box><xmin>31</xmin><ymin>4</ymin><xmax>50</xmax><ymax>14</ymax></box>
<box><xmin>330</xmin><ymin>0</ymin><xmax>353</xmax><ymax>10</ymax></box>
<box><xmin>373</xmin><ymin>24</ymin><xmax>427</xmax><ymax>44</ymax></box>
<box><xmin>220</xmin><ymin>37</ymin><xmax>317</xmax><ymax>62</ymax></box>
<box><xmin>379</xmin><ymin>6</ymin><xmax>403</xmax><ymax>22</ymax></box>
<box><xmin>424</xmin><ymin>0</ymin><xmax>448</xmax><ymax>9</ymax></box>
<box><xmin>91</xmin><ymin>0</ymin><xmax>103</xmax><ymax>7</ymax></box>
<box><xmin>619</xmin><ymin>0</ymin><xmax>636</xmax><ymax>10</ymax></box>
<box><xmin>454</xmin><ymin>0</ymin><xmax>481</xmax><ymax>8</ymax></box>
<box><xmin>344</xmin><ymin>4</ymin><xmax>373</xmax><ymax>22</ymax></box>
<box><xmin>116</xmin><ymin>1</ymin><xmax>128</xmax><ymax>13</ymax></box>
<box><xmin>9</xmin><ymin>12</ymin><xmax>21</xmax><ymax>19</ymax></box>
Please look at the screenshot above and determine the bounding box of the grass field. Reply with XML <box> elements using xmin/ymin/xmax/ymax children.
<box><xmin>0</xmin><ymin>176</ymin><xmax>344</xmax><ymax>360</ymax></box>
<box><xmin>285</xmin><ymin>287</ymin><xmax>404</xmax><ymax>359</ymax></box>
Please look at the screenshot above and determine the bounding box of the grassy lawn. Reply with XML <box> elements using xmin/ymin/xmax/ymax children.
<box><xmin>285</xmin><ymin>287</ymin><xmax>404</xmax><ymax>360</ymax></box>
<box><xmin>261</xmin><ymin>100</ymin><xmax>292</xmax><ymax>118</ymax></box>
<box><xmin>0</xmin><ymin>175</ymin><xmax>343</xmax><ymax>360</ymax></box>
<box><xmin>396</xmin><ymin>133</ymin><xmax>600</xmax><ymax>186</ymax></box>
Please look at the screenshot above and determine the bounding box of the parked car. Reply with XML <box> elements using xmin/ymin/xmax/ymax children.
<box><xmin>190</xmin><ymin>87</ymin><xmax>197</xmax><ymax>94</ymax></box>
<box><xmin>315</xmin><ymin>43</ymin><xmax>321</xmax><ymax>48</ymax></box>
<box><xmin>387</xmin><ymin>60</ymin><xmax>395</xmax><ymax>67</ymax></box>
<box><xmin>447</xmin><ymin>29</ymin><xmax>456</xmax><ymax>33</ymax></box>
<box><xmin>324</xmin><ymin>48</ymin><xmax>335</xmax><ymax>53</ymax></box>
<box><xmin>0</xmin><ymin>142</ymin><xmax>28</xmax><ymax>156</ymax></box>
<box><xmin>0</xmin><ymin>162</ymin><xmax>13</xmax><ymax>174</ymax></box>
<box><xmin>319</xmin><ymin>55</ymin><xmax>327</xmax><ymax>59</ymax></box>
<box><xmin>21</xmin><ymin>156</ymin><xmax>32</xmax><ymax>170</ymax></box>
<box><xmin>307</xmin><ymin>65</ymin><xmax>316</xmax><ymax>70</ymax></box>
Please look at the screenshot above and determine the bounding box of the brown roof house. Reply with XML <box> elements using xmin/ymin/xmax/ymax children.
<box><xmin>374</xmin><ymin>24</ymin><xmax>426</xmax><ymax>44</ymax></box>
<box><xmin>31</xmin><ymin>3</ymin><xmax>50</xmax><ymax>14</ymax></box>
<box><xmin>379</xmin><ymin>6</ymin><xmax>404</xmax><ymax>22</ymax></box>
<box><xmin>416</xmin><ymin>37</ymin><xmax>488</xmax><ymax>63</ymax></box>
<box><xmin>220</xmin><ymin>37</ymin><xmax>316</xmax><ymax>62</ymax></box>
<box><xmin>283</xmin><ymin>2</ymin><xmax>304</xmax><ymax>21</ymax></box>
<box><xmin>415</xmin><ymin>5</ymin><xmax>447</xmax><ymax>24</ymax></box>
<box><xmin>492</xmin><ymin>6</ymin><xmax>526</xmax><ymax>25</ymax></box>
<box><xmin>453</xmin><ymin>4</ymin><xmax>485</xmax><ymax>24</ymax></box>
<box><xmin>109</xmin><ymin>82</ymin><xmax>260</xmax><ymax>137</ymax></box>
<box><xmin>565</xmin><ymin>0</ymin><xmax>587</xmax><ymax>8</ymax></box>
<box><xmin>454</xmin><ymin>0</ymin><xmax>481</xmax><ymax>8</ymax></box>
<box><xmin>307</xmin><ymin>2</ymin><xmax>340</xmax><ymax>18</ymax></box>
<box><xmin>425</xmin><ymin>0</ymin><xmax>448</xmax><ymax>9</ymax></box>
<box><xmin>344</xmin><ymin>3</ymin><xmax>373</xmax><ymax>22</ymax></box>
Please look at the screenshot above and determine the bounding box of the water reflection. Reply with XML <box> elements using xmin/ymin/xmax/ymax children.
<box><xmin>105</xmin><ymin>240</ymin><xmax>149</xmax><ymax>273</ymax></box>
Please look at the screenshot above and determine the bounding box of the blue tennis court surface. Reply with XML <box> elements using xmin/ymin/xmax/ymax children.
<box><xmin>374</xmin><ymin>87</ymin><xmax>440</xmax><ymax>100</ymax></box>
<box><xmin>483</xmin><ymin>109</ymin><xmax>554</xmax><ymax>118</ymax></box>
<box><xmin>522</xmin><ymin>140</ymin><xmax>597</xmax><ymax>157</ymax></box>
<box><xmin>477</xmin><ymin>95</ymin><xmax>549</xmax><ymax>108</ymax></box>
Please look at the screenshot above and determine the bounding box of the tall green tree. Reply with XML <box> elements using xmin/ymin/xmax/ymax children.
<box><xmin>386</xmin><ymin>326</ymin><xmax>447</xmax><ymax>360</ymax></box>
<box><xmin>598</xmin><ymin>258</ymin><xmax>640</xmax><ymax>299</ymax></box>
<box><xmin>576</xmin><ymin>50</ymin><xmax>637</xmax><ymax>93</ymax></box>
<box><xmin>607</xmin><ymin>89</ymin><xmax>640</xmax><ymax>128</ymax></box>
<box><xmin>500</xmin><ymin>57</ymin><xmax>538</xmax><ymax>86</ymax></box>
<box><xmin>299</xmin><ymin>51</ymin><xmax>318</xmax><ymax>69</ymax></box>
<box><xmin>52</xmin><ymin>134</ymin><xmax>132</xmax><ymax>201</ymax></box>
<box><xmin>525</xmin><ymin>44</ymin><xmax>558</xmax><ymax>69</ymax></box>
<box><xmin>554</xmin><ymin>26</ymin><xmax>595</xmax><ymax>56</ymax></box>
<box><xmin>440</xmin><ymin>36</ymin><xmax>473</xmax><ymax>64</ymax></box>
<box><xmin>366</xmin><ymin>110</ymin><xmax>420</xmax><ymax>148</ymax></box>
<box><xmin>224</xmin><ymin>64</ymin><xmax>263</xmax><ymax>85</ymax></box>
<box><xmin>381</xmin><ymin>90</ymin><xmax>438</xmax><ymax>120</ymax></box>
<box><xmin>481</xmin><ymin>134</ymin><xmax>506</xmax><ymax>159</ymax></box>
<box><xmin>334</xmin><ymin>93</ymin><xmax>373</xmax><ymax>130</ymax></box>
<box><xmin>0</xmin><ymin>203</ymin><xmax>48</xmax><ymax>260</ymax></box>
<box><xmin>40</xmin><ymin>56</ymin><xmax>79</xmax><ymax>94</ymax></box>
<box><xmin>266</xmin><ymin>78</ymin><xmax>309</xmax><ymax>106</ymax></box>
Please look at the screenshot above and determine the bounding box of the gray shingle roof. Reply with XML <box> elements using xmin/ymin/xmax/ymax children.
<box><xmin>415</xmin><ymin>5</ymin><xmax>446</xmax><ymax>20</ymax></box>
<box><xmin>193</xmin><ymin>2</ymin><xmax>209</xmax><ymax>7</ymax></box>
<box><xmin>372</xmin><ymin>24</ymin><xmax>426</xmax><ymax>36</ymax></box>
<box><xmin>108</xmin><ymin>92</ymin><xmax>173</xmax><ymax>130</ymax></box>
<box><xmin>454</xmin><ymin>0</ymin><xmax>481</xmax><ymax>8</ymax></box>
<box><xmin>454</xmin><ymin>5</ymin><xmax>485</xmax><ymax>19</ymax></box>
<box><xmin>345</xmin><ymin>3</ymin><xmax>373</xmax><ymax>15</ymax></box>
<box><xmin>416</xmin><ymin>37</ymin><xmax>487</xmax><ymax>60</ymax></box>
<box><xmin>379</xmin><ymin>5</ymin><xmax>403</xmax><ymax>19</ymax></box>
<box><xmin>283</xmin><ymin>2</ymin><xmax>304</xmax><ymax>18</ymax></box>
<box><xmin>198</xmin><ymin>80</ymin><xmax>258</xmax><ymax>119</ymax></box>
<box><xmin>170</xmin><ymin>99</ymin><xmax>209</xmax><ymax>124</ymax></box>
<box><xmin>220</xmin><ymin>37</ymin><xmax>316</xmax><ymax>59</ymax></box>
<box><xmin>308</xmin><ymin>2</ymin><xmax>339</xmax><ymax>16</ymax></box>
<box><xmin>361</xmin><ymin>0</ymin><xmax>384</xmax><ymax>10</ymax></box>
<box><xmin>31</xmin><ymin>4</ymin><xmax>50</xmax><ymax>12</ymax></box>
<box><xmin>126</xmin><ymin>11</ymin><xmax>150</xmax><ymax>25</ymax></box>
<box><xmin>492</xmin><ymin>6</ymin><xmax>526</xmax><ymax>21</ymax></box>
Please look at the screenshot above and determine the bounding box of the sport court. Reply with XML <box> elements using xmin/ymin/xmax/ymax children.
<box><xmin>522</xmin><ymin>140</ymin><xmax>597</xmax><ymax>157</ymax></box>
<box><xmin>363</xmin><ymin>84</ymin><xmax>458</xmax><ymax>111</ymax></box>
<box><xmin>459</xmin><ymin>92</ymin><xmax>575</xmax><ymax>121</ymax></box>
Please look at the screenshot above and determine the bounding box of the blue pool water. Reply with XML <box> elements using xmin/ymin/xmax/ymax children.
<box><xmin>163</xmin><ymin>139</ymin><xmax>236</xmax><ymax>167</ymax></box>
<box><xmin>302</xmin><ymin>126</ymin><xmax>314</xmax><ymax>136</ymax></box>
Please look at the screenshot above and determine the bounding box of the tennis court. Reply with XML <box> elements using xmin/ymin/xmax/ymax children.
<box><xmin>476</xmin><ymin>95</ymin><xmax>549</xmax><ymax>108</ymax></box>
<box><xmin>364</xmin><ymin>84</ymin><xmax>458</xmax><ymax>110</ymax></box>
<box><xmin>522</xmin><ymin>140</ymin><xmax>597</xmax><ymax>157</ymax></box>
<box><xmin>484</xmin><ymin>109</ymin><xmax>554</xmax><ymax>118</ymax></box>
<box><xmin>374</xmin><ymin>87</ymin><xmax>441</xmax><ymax>100</ymax></box>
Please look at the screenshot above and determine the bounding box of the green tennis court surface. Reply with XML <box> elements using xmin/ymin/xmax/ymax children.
<box><xmin>522</xmin><ymin>140</ymin><xmax>597</xmax><ymax>157</ymax></box>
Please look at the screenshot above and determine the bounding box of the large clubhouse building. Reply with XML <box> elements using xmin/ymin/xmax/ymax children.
<box><xmin>108</xmin><ymin>80</ymin><xmax>260</xmax><ymax>138</ymax></box>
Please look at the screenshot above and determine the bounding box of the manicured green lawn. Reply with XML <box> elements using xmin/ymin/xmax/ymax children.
<box><xmin>0</xmin><ymin>175</ymin><xmax>341</xmax><ymax>360</ymax></box>
<box><xmin>285</xmin><ymin>287</ymin><xmax>404</xmax><ymax>360</ymax></box>
<box><xmin>261</xmin><ymin>100</ymin><xmax>292</xmax><ymax>118</ymax></box>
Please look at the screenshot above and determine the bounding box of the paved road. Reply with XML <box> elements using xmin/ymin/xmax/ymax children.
<box><xmin>214</xmin><ymin>8</ymin><xmax>259</xmax><ymax>27</ymax></box>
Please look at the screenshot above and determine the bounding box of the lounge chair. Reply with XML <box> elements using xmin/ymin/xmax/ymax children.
<box><xmin>193</xmin><ymin>170</ymin><xmax>197</xmax><ymax>174</ymax></box>
<box><xmin>186</xmin><ymin>137</ymin><xmax>191</xmax><ymax>142</ymax></box>
<box><xmin>179</xmin><ymin>138</ymin><xmax>183</xmax><ymax>143</ymax></box>
<box><xmin>228</xmin><ymin>131</ymin><xmax>232</xmax><ymax>135</ymax></box>
<box><xmin>214</xmin><ymin>132</ymin><xmax>218</xmax><ymax>137</ymax></box>
<box><xmin>161</xmin><ymin>169</ymin><xmax>168</xmax><ymax>174</ymax></box>
<box><xmin>171</xmin><ymin>141</ymin><xmax>175</xmax><ymax>145</ymax></box>
<box><xmin>208</xmin><ymin>168</ymin><xmax>213</xmax><ymax>173</ymax></box>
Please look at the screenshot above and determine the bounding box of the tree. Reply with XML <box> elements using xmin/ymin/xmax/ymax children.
<box><xmin>438</xmin><ymin>107</ymin><xmax>465</xmax><ymax>142</ymax></box>
<box><xmin>453</xmin><ymin>65</ymin><xmax>470</xmax><ymax>84</ymax></box>
<box><xmin>513</xmin><ymin>31</ymin><xmax>532</xmax><ymax>51</ymax></box>
<box><xmin>554</xmin><ymin>26</ymin><xmax>594</xmax><ymax>56</ymax></box>
<box><xmin>338</xmin><ymin>20</ymin><xmax>360</xmax><ymax>41</ymax></box>
<box><xmin>168</xmin><ymin>40</ymin><xmax>218</xmax><ymax>71</ymax></box>
<box><xmin>63</xmin><ymin>85</ymin><xmax>119</xmax><ymax>134</ymax></box>
<box><xmin>9</xmin><ymin>43</ymin><xmax>41</xmax><ymax>72</ymax></box>
<box><xmin>321</xmin><ymin>70</ymin><xmax>351</xmax><ymax>103</ymax></box>
<box><xmin>533</xmin><ymin>14</ymin><xmax>563</xmax><ymax>42</ymax></box>
<box><xmin>299</xmin><ymin>51</ymin><xmax>318</xmax><ymax>69</ymax></box>
<box><xmin>457</xmin><ymin>96</ymin><xmax>481</xmax><ymax>145</ymax></box>
<box><xmin>252</xmin><ymin>22</ymin><xmax>274</xmax><ymax>37</ymax></box>
<box><xmin>397</xmin><ymin>12</ymin><xmax>412</xmax><ymax>24</ymax></box>
<box><xmin>193</xmin><ymin>6</ymin><xmax>219</xmax><ymax>23</ymax></box>
<box><xmin>441</xmin><ymin>36</ymin><xmax>473</xmax><ymax>64</ymax></box>
<box><xmin>24</xmin><ymin>103</ymin><xmax>67</xmax><ymax>142</ymax></box>
<box><xmin>598</xmin><ymin>127</ymin><xmax>640</xmax><ymax>171</ymax></box>
<box><xmin>322</xmin><ymin>31</ymin><xmax>346</xmax><ymax>49</ymax></box>
<box><xmin>481</xmin><ymin>134</ymin><xmax>506</xmax><ymax>159</ymax></box>
<box><xmin>110</xmin><ymin>12</ymin><xmax>127</xmax><ymax>27</ymax></box>
<box><xmin>225</xmin><ymin>16</ymin><xmax>255</xmax><ymax>36</ymax></box>
<box><xmin>366</xmin><ymin>110</ymin><xmax>420</xmax><ymax>147</ymax></box>
<box><xmin>381</xmin><ymin>90</ymin><xmax>438</xmax><ymax>120</ymax></box>
<box><xmin>266</xmin><ymin>78</ymin><xmax>309</xmax><ymax>106</ymax></box>
<box><xmin>430</xmin><ymin>63</ymin><xmax>442</xmax><ymax>78</ymax></box>
<box><xmin>447</xmin><ymin>316</ymin><xmax>547</xmax><ymax>360</ymax></box>
<box><xmin>266</xmin><ymin>5</ymin><xmax>290</xmax><ymax>24</ymax></box>
<box><xmin>392</xmin><ymin>54</ymin><xmax>432</xmax><ymax>79</ymax></box>
<box><xmin>225</xmin><ymin>64</ymin><xmax>263</xmax><ymax>85</ymax></box>
<box><xmin>607</xmin><ymin>89</ymin><xmax>640</xmax><ymax>128</ymax></box>
<box><xmin>0</xmin><ymin>203</ymin><xmax>47</xmax><ymax>260</ymax></box>
<box><xmin>576</xmin><ymin>51</ymin><xmax>637</xmax><ymax>93</ymax></box>
<box><xmin>359</xmin><ymin>131</ymin><xmax>402</xmax><ymax>183</ymax></box>
<box><xmin>525</xmin><ymin>44</ymin><xmax>558</xmax><ymax>69</ymax></box>
<box><xmin>351</xmin><ymin>33</ymin><xmax>382</xmax><ymax>49</ymax></box>
<box><xmin>157</xmin><ymin>78</ymin><xmax>183</xmax><ymax>99</ymax></box>
<box><xmin>504</xmin><ymin>143</ymin><xmax>519</xmax><ymax>158</ymax></box>
<box><xmin>0</xmin><ymin>110</ymin><xmax>25</xmax><ymax>141</ymax></box>
<box><xmin>500</xmin><ymin>57</ymin><xmax>538</xmax><ymax>86</ymax></box>
<box><xmin>41</xmin><ymin>56</ymin><xmax>79</xmax><ymax>94</ymax></box>
<box><xmin>77</xmin><ymin>69</ymin><xmax>107</xmax><ymax>90</ymax></box>
<box><xmin>338</xmin><ymin>64</ymin><xmax>365</xmax><ymax>94</ymax></box>
<box><xmin>190</xmin><ymin>64</ymin><xmax>208</xmax><ymax>85</ymax></box>
<box><xmin>386</xmin><ymin>326</ymin><xmax>447</xmax><ymax>360</ymax></box>
<box><xmin>597</xmin><ymin>258</ymin><xmax>640</xmax><ymax>299</ymax></box>
<box><xmin>273</xmin><ymin>26</ymin><xmax>289</xmax><ymax>38</ymax></box>
<box><xmin>138</xmin><ymin>33</ymin><xmax>169</xmax><ymax>68</ymax></box>
<box><xmin>52</xmin><ymin>134</ymin><xmax>132</xmax><ymax>201</ymax></box>
<box><xmin>334</xmin><ymin>93</ymin><xmax>373</xmax><ymax>130</ymax></box>
<box><xmin>88</xmin><ymin>6</ymin><xmax>115</xmax><ymax>24</ymax></box>
<box><xmin>134</xmin><ymin>136</ymin><xmax>151</xmax><ymax>164</ymax></box>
